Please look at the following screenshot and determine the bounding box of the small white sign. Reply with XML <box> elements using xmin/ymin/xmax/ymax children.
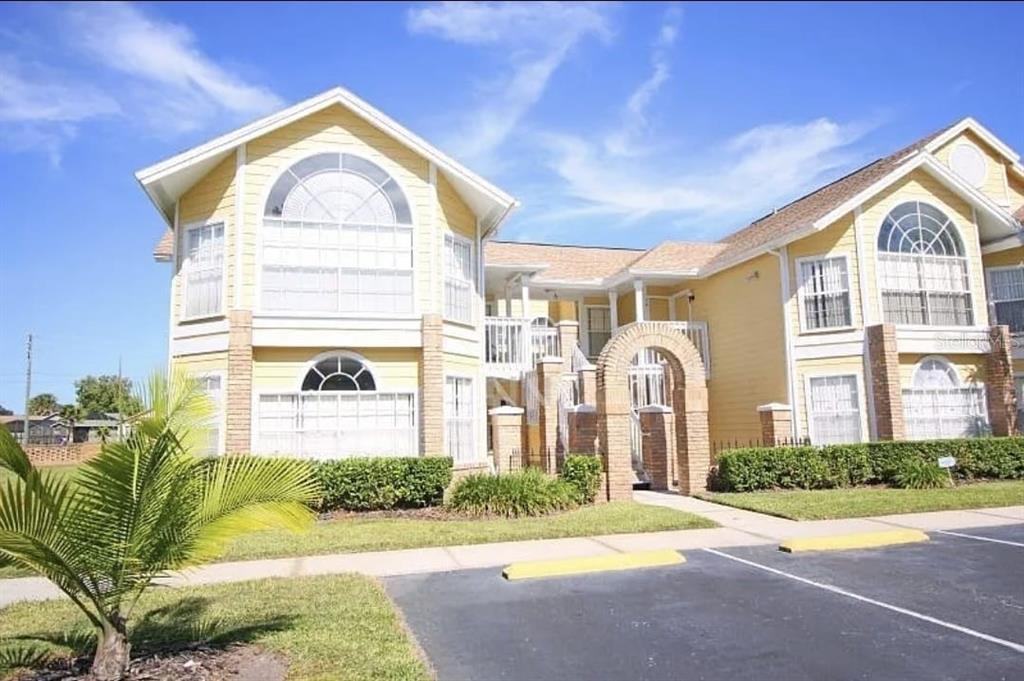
<box><xmin>937</xmin><ymin>456</ymin><xmax>956</xmax><ymax>469</ymax></box>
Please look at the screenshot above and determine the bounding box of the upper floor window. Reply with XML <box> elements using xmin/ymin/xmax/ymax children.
<box><xmin>987</xmin><ymin>267</ymin><xmax>1024</xmax><ymax>333</ymax></box>
<box><xmin>797</xmin><ymin>256</ymin><xmax>852</xmax><ymax>331</ymax></box>
<box><xmin>877</xmin><ymin>201</ymin><xmax>973</xmax><ymax>326</ymax></box>
<box><xmin>183</xmin><ymin>222</ymin><xmax>224</xmax><ymax>319</ymax></box>
<box><xmin>444</xmin><ymin>233</ymin><xmax>474</xmax><ymax>323</ymax></box>
<box><xmin>261</xmin><ymin>153</ymin><xmax>413</xmax><ymax>315</ymax></box>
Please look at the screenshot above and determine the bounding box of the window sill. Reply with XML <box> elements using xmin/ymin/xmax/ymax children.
<box><xmin>797</xmin><ymin>324</ymin><xmax>857</xmax><ymax>336</ymax></box>
<box><xmin>179</xmin><ymin>312</ymin><xmax>226</xmax><ymax>325</ymax></box>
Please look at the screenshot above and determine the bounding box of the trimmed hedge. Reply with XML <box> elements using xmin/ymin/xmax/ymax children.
<box><xmin>314</xmin><ymin>457</ymin><xmax>453</xmax><ymax>511</ymax></box>
<box><xmin>446</xmin><ymin>469</ymin><xmax>578</xmax><ymax>517</ymax></box>
<box><xmin>712</xmin><ymin>437</ymin><xmax>1024</xmax><ymax>492</ymax></box>
<box><xmin>559</xmin><ymin>455</ymin><xmax>603</xmax><ymax>503</ymax></box>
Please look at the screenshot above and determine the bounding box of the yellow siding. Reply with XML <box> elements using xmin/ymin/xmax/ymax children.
<box><xmin>898</xmin><ymin>353</ymin><xmax>986</xmax><ymax>386</ymax></box>
<box><xmin>787</xmin><ymin>215</ymin><xmax>862</xmax><ymax>333</ymax></box>
<box><xmin>252</xmin><ymin>347</ymin><xmax>420</xmax><ymax>391</ymax></box>
<box><xmin>170</xmin><ymin>351</ymin><xmax>229</xmax><ymax>375</ymax></box>
<box><xmin>858</xmin><ymin>169</ymin><xmax>989</xmax><ymax>326</ymax></box>
<box><xmin>682</xmin><ymin>253</ymin><xmax>788</xmax><ymax>443</ymax></box>
<box><xmin>647</xmin><ymin>297</ymin><xmax>670</xmax><ymax>321</ymax></box>
<box><xmin>933</xmin><ymin>129</ymin><xmax>1011</xmax><ymax>207</ymax></box>
<box><xmin>174</xmin><ymin>155</ymin><xmax>237</xmax><ymax>320</ymax></box>
<box><xmin>793</xmin><ymin>356</ymin><xmax>869</xmax><ymax>441</ymax></box>
<box><xmin>242</xmin><ymin>104</ymin><xmax>434</xmax><ymax>312</ymax></box>
<box><xmin>1007</xmin><ymin>174</ymin><xmax>1024</xmax><ymax>214</ymax></box>
<box><xmin>443</xmin><ymin>353</ymin><xmax>480</xmax><ymax>372</ymax></box>
<box><xmin>488</xmin><ymin>297</ymin><xmax>555</xmax><ymax>320</ymax></box>
<box><xmin>983</xmin><ymin>245</ymin><xmax>1024</xmax><ymax>269</ymax></box>
<box><xmin>617</xmin><ymin>291</ymin><xmax>636</xmax><ymax>325</ymax></box>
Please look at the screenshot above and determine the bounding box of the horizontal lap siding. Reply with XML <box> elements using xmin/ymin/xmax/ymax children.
<box><xmin>684</xmin><ymin>253</ymin><xmax>787</xmax><ymax>443</ymax></box>
<box><xmin>252</xmin><ymin>347</ymin><xmax>420</xmax><ymax>392</ymax></box>
<box><xmin>171</xmin><ymin>351</ymin><xmax>229</xmax><ymax>375</ymax></box>
<box><xmin>859</xmin><ymin>169</ymin><xmax>989</xmax><ymax>327</ymax></box>
<box><xmin>242</xmin><ymin>104</ymin><xmax>433</xmax><ymax>314</ymax></box>
<box><xmin>933</xmin><ymin>130</ymin><xmax>1011</xmax><ymax>207</ymax></box>
<box><xmin>787</xmin><ymin>216</ymin><xmax>862</xmax><ymax>333</ymax></box>
<box><xmin>899</xmin><ymin>353</ymin><xmax>987</xmax><ymax>386</ymax></box>
<box><xmin>982</xmin><ymin>245</ymin><xmax>1024</xmax><ymax>269</ymax></box>
<box><xmin>793</xmin><ymin>356</ymin><xmax>869</xmax><ymax>441</ymax></box>
<box><xmin>175</xmin><ymin>156</ymin><xmax>237</xmax><ymax>322</ymax></box>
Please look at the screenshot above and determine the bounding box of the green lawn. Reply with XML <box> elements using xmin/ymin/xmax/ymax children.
<box><xmin>697</xmin><ymin>480</ymin><xmax>1024</xmax><ymax>520</ymax></box>
<box><xmin>0</xmin><ymin>464</ymin><xmax>79</xmax><ymax>485</ymax></box>
<box><xmin>0</xmin><ymin>574</ymin><xmax>429</xmax><ymax>681</ymax></box>
<box><xmin>220</xmin><ymin>502</ymin><xmax>715</xmax><ymax>562</ymax></box>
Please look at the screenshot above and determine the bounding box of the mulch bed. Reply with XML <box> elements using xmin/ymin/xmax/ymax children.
<box><xmin>15</xmin><ymin>644</ymin><xmax>287</xmax><ymax>681</ymax></box>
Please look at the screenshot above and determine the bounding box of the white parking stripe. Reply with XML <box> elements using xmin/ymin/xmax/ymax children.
<box><xmin>702</xmin><ymin>548</ymin><xmax>1024</xmax><ymax>655</ymax></box>
<box><xmin>936</xmin><ymin>530</ymin><xmax>1024</xmax><ymax>548</ymax></box>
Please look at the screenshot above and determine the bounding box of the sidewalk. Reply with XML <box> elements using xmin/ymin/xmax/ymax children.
<box><xmin>2</xmin><ymin>494</ymin><xmax>1021</xmax><ymax>608</ymax></box>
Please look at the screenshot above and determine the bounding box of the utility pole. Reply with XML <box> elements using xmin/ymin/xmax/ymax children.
<box><xmin>22</xmin><ymin>333</ymin><xmax>32</xmax><ymax>445</ymax></box>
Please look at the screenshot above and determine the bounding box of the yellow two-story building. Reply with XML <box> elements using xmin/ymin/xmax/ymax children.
<box><xmin>140</xmin><ymin>88</ymin><xmax>1024</xmax><ymax>484</ymax></box>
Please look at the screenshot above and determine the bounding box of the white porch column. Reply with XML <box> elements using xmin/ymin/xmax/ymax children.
<box><xmin>503</xmin><ymin>279</ymin><xmax>512</xmax><ymax>317</ymax></box>
<box><xmin>520</xmin><ymin>275</ymin><xmax>531</xmax><ymax>317</ymax></box>
<box><xmin>608</xmin><ymin>290</ymin><xmax>619</xmax><ymax>329</ymax></box>
<box><xmin>634</xmin><ymin>280</ymin><xmax>645</xmax><ymax>322</ymax></box>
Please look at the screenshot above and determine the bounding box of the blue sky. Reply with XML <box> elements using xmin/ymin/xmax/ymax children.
<box><xmin>0</xmin><ymin>1</ymin><xmax>1021</xmax><ymax>408</ymax></box>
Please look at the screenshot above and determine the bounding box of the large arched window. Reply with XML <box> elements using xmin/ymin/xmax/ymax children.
<box><xmin>301</xmin><ymin>354</ymin><xmax>376</xmax><ymax>391</ymax></box>
<box><xmin>902</xmin><ymin>356</ymin><xmax>988</xmax><ymax>439</ymax></box>
<box><xmin>877</xmin><ymin>201</ymin><xmax>973</xmax><ymax>326</ymax></box>
<box><xmin>261</xmin><ymin>153</ymin><xmax>414</xmax><ymax>314</ymax></box>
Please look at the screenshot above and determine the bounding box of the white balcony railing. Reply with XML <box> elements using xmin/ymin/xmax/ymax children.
<box><xmin>613</xmin><ymin>321</ymin><xmax>711</xmax><ymax>377</ymax></box>
<box><xmin>484</xmin><ymin>317</ymin><xmax>561</xmax><ymax>378</ymax></box>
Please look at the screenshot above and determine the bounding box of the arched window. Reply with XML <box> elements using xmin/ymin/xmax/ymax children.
<box><xmin>261</xmin><ymin>153</ymin><xmax>413</xmax><ymax>314</ymax></box>
<box><xmin>877</xmin><ymin>201</ymin><xmax>972</xmax><ymax>326</ymax></box>
<box><xmin>902</xmin><ymin>356</ymin><xmax>988</xmax><ymax>439</ymax></box>
<box><xmin>301</xmin><ymin>354</ymin><xmax>376</xmax><ymax>391</ymax></box>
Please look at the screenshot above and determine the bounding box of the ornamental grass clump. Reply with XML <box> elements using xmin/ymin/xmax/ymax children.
<box><xmin>446</xmin><ymin>469</ymin><xmax>578</xmax><ymax>518</ymax></box>
<box><xmin>0</xmin><ymin>372</ymin><xmax>319</xmax><ymax>680</ymax></box>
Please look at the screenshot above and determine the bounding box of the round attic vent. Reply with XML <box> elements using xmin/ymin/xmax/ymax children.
<box><xmin>949</xmin><ymin>142</ymin><xmax>987</xmax><ymax>188</ymax></box>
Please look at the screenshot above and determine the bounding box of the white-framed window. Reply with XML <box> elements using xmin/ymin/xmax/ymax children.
<box><xmin>877</xmin><ymin>201</ymin><xmax>973</xmax><ymax>327</ymax></box>
<box><xmin>444</xmin><ymin>233</ymin><xmax>474</xmax><ymax>323</ymax></box>
<box><xmin>586</xmin><ymin>306</ymin><xmax>611</xmax><ymax>358</ymax></box>
<box><xmin>797</xmin><ymin>256</ymin><xmax>852</xmax><ymax>331</ymax></box>
<box><xmin>444</xmin><ymin>375</ymin><xmax>476</xmax><ymax>464</ymax></box>
<box><xmin>260</xmin><ymin>153</ymin><xmax>414</xmax><ymax>315</ymax></box>
<box><xmin>987</xmin><ymin>266</ymin><xmax>1024</xmax><ymax>333</ymax></box>
<box><xmin>255</xmin><ymin>352</ymin><xmax>418</xmax><ymax>458</ymax></box>
<box><xmin>1015</xmin><ymin>374</ymin><xmax>1024</xmax><ymax>435</ymax></box>
<box><xmin>902</xmin><ymin>356</ymin><xmax>988</xmax><ymax>439</ymax></box>
<box><xmin>805</xmin><ymin>374</ymin><xmax>862</xmax><ymax>445</ymax></box>
<box><xmin>183</xmin><ymin>222</ymin><xmax>225</xmax><ymax>319</ymax></box>
<box><xmin>197</xmin><ymin>373</ymin><xmax>223</xmax><ymax>456</ymax></box>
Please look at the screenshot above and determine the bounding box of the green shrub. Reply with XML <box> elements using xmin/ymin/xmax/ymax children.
<box><xmin>446</xmin><ymin>469</ymin><xmax>578</xmax><ymax>517</ymax></box>
<box><xmin>712</xmin><ymin>437</ymin><xmax>1024</xmax><ymax>492</ymax></box>
<box><xmin>314</xmin><ymin>457</ymin><xmax>453</xmax><ymax>511</ymax></box>
<box><xmin>560</xmin><ymin>455</ymin><xmax>603</xmax><ymax>503</ymax></box>
<box><xmin>891</xmin><ymin>458</ymin><xmax>950</xmax><ymax>489</ymax></box>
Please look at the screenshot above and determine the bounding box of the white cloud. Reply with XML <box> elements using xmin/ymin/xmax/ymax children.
<box><xmin>407</xmin><ymin>2</ymin><xmax>615</xmax><ymax>162</ymax></box>
<box><xmin>604</xmin><ymin>5</ymin><xmax>682</xmax><ymax>156</ymax></box>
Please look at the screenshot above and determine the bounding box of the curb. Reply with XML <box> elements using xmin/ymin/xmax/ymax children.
<box><xmin>779</xmin><ymin>529</ymin><xmax>929</xmax><ymax>554</ymax></box>
<box><xmin>502</xmin><ymin>549</ymin><xmax>684</xmax><ymax>581</ymax></box>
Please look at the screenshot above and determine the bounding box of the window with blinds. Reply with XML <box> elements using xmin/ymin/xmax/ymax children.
<box><xmin>798</xmin><ymin>256</ymin><xmax>852</xmax><ymax>331</ymax></box>
<box><xmin>184</xmin><ymin>223</ymin><xmax>224</xmax><ymax>318</ymax></box>
<box><xmin>445</xmin><ymin>233</ymin><xmax>474</xmax><ymax>323</ymax></box>
<box><xmin>806</xmin><ymin>375</ymin><xmax>861</xmax><ymax>444</ymax></box>
<box><xmin>987</xmin><ymin>267</ymin><xmax>1024</xmax><ymax>333</ymax></box>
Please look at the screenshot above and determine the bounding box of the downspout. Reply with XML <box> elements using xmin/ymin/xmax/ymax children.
<box><xmin>769</xmin><ymin>247</ymin><xmax>799</xmax><ymax>439</ymax></box>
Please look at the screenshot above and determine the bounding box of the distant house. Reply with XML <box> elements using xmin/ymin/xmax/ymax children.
<box><xmin>1</xmin><ymin>413</ymin><xmax>121</xmax><ymax>445</ymax></box>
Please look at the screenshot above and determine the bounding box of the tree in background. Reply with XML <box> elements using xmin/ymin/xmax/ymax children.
<box><xmin>28</xmin><ymin>393</ymin><xmax>60</xmax><ymax>415</ymax></box>
<box><xmin>0</xmin><ymin>405</ymin><xmax>11</xmax><ymax>416</ymax></box>
<box><xmin>74</xmin><ymin>375</ymin><xmax>143</xmax><ymax>416</ymax></box>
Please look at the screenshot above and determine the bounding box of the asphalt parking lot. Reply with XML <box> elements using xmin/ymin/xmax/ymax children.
<box><xmin>386</xmin><ymin>524</ymin><xmax>1024</xmax><ymax>681</ymax></box>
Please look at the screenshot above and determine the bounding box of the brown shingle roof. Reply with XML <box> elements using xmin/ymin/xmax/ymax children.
<box><xmin>485</xmin><ymin>241</ymin><xmax>643</xmax><ymax>284</ymax></box>
<box><xmin>628</xmin><ymin>241</ymin><xmax>729</xmax><ymax>274</ymax></box>
<box><xmin>705</xmin><ymin>123</ymin><xmax>957</xmax><ymax>270</ymax></box>
<box><xmin>153</xmin><ymin>229</ymin><xmax>173</xmax><ymax>261</ymax></box>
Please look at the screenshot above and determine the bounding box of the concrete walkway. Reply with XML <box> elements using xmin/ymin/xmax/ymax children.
<box><xmin>2</xmin><ymin>494</ymin><xmax>1021</xmax><ymax>608</ymax></box>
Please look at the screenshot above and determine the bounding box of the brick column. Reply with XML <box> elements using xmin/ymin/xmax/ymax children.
<box><xmin>225</xmin><ymin>310</ymin><xmax>253</xmax><ymax>454</ymax></box>
<box><xmin>567</xmin><ymin>404</ymin><xmax>598</xmax><ymax>454</ymax></box>
<box><xmin>420</xmin><ymin>314</ymin><xmax>444</xmax><ymax>455</ymax></box>
<box><xmin>536</xmin><ymin>356</ymin><xmax>563</xmax><ymax>472</ymax></box>
<box><xmin>676</xmin><ymin>386</ymin><xmax>710</xmax><ymax>495</ymax></box>
<box><xmin>866</xmin><ymin>323</ymin><xmax>904</xmax><ymax>441</ymax></box>
<box><xmin>639</xmin><ymin>405</ymin><xmax>674</xmax><ymax>491</ymax></box>
<box><xmin>599</xmin><ymin>410</ymin><xmax>634</xmax><ymax>502</ymax></box>
<box><xmin>556</xmin><ymin>320</ymin><xmax>579</xmax><ymax>371</ymax></box>
<box><xmin>757</xmin><ymin>403</ymin><xmax>793</xmax><ymax>445</ymax></box>
<box><xmin>489</xmin><ymin>406</ymin><xmax>524</xmax><ymax>473</ymax></box>
<box><xmin>578</xmin><ymin>366</ymin><xmax>598</xmax><ymax>406</ymax></box>
<box><xmin>986</xmin><ymin>325</ymin><xmax>1016</xmax><ymax>436</ymax></box>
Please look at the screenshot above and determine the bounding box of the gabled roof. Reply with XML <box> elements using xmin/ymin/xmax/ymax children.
<box><xmin>627</xmin><ymin>242</ymin><xmax>729</xmax><ymax>276</ymax></box>
<box><xmin>140</xmin><ymin>86</ymin><xmax>518</xmax><ymax>255</ymax></box>
<box><xmin>484</xmin><ymin>241</ymin><xmax>644</xmax><ymax>285</ymax></box>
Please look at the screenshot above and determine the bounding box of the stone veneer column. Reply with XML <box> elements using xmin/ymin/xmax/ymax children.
<box><xmin>556</xmin><ymin>320</ymin><xmax>580</xmax><ymax>371</ymax></box>
<box><xmin>420</xmin><ymin>314</ymin><xmax>445</xmax><ymax>455</ymax></box>
<box><xmin>225</xmin><ymin>310</ymin><xmax>253</xmax><ymax>454</ymax></box>
<box><xmin>536</xmin><ymin>356</ymin><xmax>563</xmax><ymax>472</ymax></box>
<box><xmin>639</xmin><ymin>405</ymin><xmax>674</xmax><ymax>491</ymax></box>
<box><xmin>986</xmin><ymin>325</ymin><xmax>1016</xmax><ymax>436</ymax></box>
<box><xmin>489</xmin><ymin>406</ymin><xmax>524</xmax><ymax>473</ymax></box>
<box><xmin>866</xmin><ymin>323</ymin><xmax>904</xmax><ymax>441</ymax></box>
<box><xmin>757</xmin><ymin>403</ymin><xmax>793</xmax><ymax>445</ymax></box>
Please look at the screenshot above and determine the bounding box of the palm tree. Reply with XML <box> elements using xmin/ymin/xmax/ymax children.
<box><xmin>0</xmin><ymin>372</ymin><xmax>319</xmax><ymax>680</ymax></box>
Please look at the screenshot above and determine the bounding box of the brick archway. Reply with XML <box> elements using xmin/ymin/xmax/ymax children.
<box><xmin>595</xmin><ymin>323</ymin><xmax>710</xmax><ymax>501</ymax></box>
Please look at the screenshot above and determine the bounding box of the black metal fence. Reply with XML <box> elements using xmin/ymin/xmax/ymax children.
<box><xmin>710</xmin><ymin>436</ymin><xmax>811</xmax><ymax>459</ymax></box>
<box><xmin>504</xmin><ymin>447</ymin><xmax>566</xmax><ymax>474</ymax></box>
